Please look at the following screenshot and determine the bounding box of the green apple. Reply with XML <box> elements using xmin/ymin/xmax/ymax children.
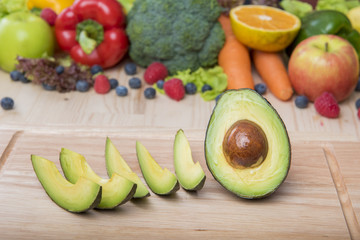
<box><xmin>0</xmin><ymin>11</ymin><xmax>54</xmax><ymax>72</ymax></box>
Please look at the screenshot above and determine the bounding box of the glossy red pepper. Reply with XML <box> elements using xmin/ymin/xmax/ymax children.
<box><xmin>54</xmin><ymin>0</ymin><xmax>128</xmax><ymax>69</ymax></box>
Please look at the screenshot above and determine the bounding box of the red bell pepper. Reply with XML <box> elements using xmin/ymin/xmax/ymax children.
<box><xmin>54</xmin><ymin>0</ymin><xmax>128</xmax><ymax>69</ymax></box>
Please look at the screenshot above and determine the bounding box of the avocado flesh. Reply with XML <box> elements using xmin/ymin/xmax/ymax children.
<box><xmin>174</xmin><ymin>129</ymin><xmax>206</xmax><ymax>191</ymax></box>
<box><xmin>105</xmin><ymin>137</ymin><xmax>150</xmax><ymax>198</ymax></box>
<box><xmin>31</xmin><ymin>155</ymin><xmax>102</xmax><ymax>213</ymax></box>
<box><xmin>60</xmin><ymin>148</ymin><xmax>136</xmax><ymax>209</ymax></box>
<box><xmin>136</xmin><ymin>141</ymin><xmax>179</xmax><ymax>195</ymax></box>
<box><xmin>205</xmin><ymin>89</ymin><xmax>291</xmax><ymax>199</ymax></box>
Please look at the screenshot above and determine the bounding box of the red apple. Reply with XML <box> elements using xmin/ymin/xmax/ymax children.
<box><xmin>288</xmin><ymin>34</ymin><xmax>359</xmax><ymax>102</ymax></box>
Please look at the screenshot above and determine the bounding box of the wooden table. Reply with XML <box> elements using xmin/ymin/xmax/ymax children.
<box><xmin>0</xmin><ymin>62</ymin><xmax>359</xmax><ymax>239</ymax></box>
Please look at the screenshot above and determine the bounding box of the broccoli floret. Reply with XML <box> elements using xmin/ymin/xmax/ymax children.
<box><xmin>126</xmin><ymin>0</ymin><xmax>225</xmax><ymax>74</ymax></box>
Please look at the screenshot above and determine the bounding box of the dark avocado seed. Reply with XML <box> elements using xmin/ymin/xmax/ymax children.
<box><xmin>223</xmin><ymin>120</ymin><xmax>268</xmax><ymax>169</ymax></box>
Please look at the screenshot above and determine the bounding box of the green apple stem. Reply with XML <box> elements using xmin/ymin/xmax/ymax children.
<box><xmin>325</xmin><ymin>42</ymin><xmax>329</xmax><ymax>52</ymax></box>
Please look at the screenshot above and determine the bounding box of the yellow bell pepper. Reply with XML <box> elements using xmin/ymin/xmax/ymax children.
<box><xmin>27</xmin><ymin>0</ymin><xmax>74</xmax><ymax>14</ymax></box>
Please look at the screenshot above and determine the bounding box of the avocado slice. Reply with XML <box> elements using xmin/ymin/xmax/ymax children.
<box><xmin>105</xmin><ymin>137</ymin><xmax>150</xmax><ymax>198</ymax></box>
<box><xmin>205</xmin><ymin>89</ymin><xmax>291</xmax><ymax>199</ymax></box>
<box><xmin>174</xmin><ymin>129</ymin><xmax>206</xmax><ymax>191</ymax></box>
<box><xmin>31</xmin><ymin>155</ymin><xmax>102</xmax><ymax>213</ymax></box>
<box><xmin>59</xmin><ymin>148</ymin><xmax>137</xmax><ymax>209</ymax></box>
<box><xmin>136</xmin><ymin>141</ymin><xmax>179</xmax><ymax>195</ymax></box>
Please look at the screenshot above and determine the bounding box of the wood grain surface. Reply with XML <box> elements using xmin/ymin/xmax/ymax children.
<box><xmin>0</xmin><ymin>130</ymin><xmax>352</xmax><ymax>239</ymax></box>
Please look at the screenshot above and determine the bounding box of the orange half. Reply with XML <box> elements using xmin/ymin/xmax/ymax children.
<box><xmin>230</xmin><ymin>5</ymin><xmax>301</xmax><ymax>52</ymax></box>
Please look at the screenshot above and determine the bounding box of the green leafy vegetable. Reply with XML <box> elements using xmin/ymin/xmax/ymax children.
<box><xmin>0</xmin><ymin>0</ymin><xmax>28</xmax><ymax>17</ymax></box>
<box><xmin>16</xmin><ymin>56</ymin><xmax>93</xmax><ymax>92</ymax></box>
<box><xmin>280</xmin><ymin>0</ymin><xmax>313</xmax><ymax>18</ymax></box>
<box><xmin>316</xmin><ymin>0</ymin><xmax>360</xmax><ymax>14</ymax></box>
<box><xmin>155</xmin><ymin>66</ymin><xmax>227</xmax><ymax>101</ymax></box>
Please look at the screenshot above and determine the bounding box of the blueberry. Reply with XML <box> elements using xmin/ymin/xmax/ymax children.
<box><xmin>1</xmin><ymin>97</ymin><xmax>14</xmax><ymax>110</ymax></box>
<box><xmin>128</xmin><ymin>77</ymin><xmax>141</xmax><ymax>89</ymax></box>
<box><xmin>201</xmin><ymin>84</ymin><xmax>212</xmax><ymax>93</ymax></box>
<box><xmin>55</xmin><ymin>65</ymin><xmax>65</xmax><ymax>75</ymax></box>
<box><xmin>116</xmin><ymin>86</ymin><xmax>128</xmax><ymax>96</ymax></box>
<box><xmin>10</xmin><ymin>70</ymin><xmax>23</xmax><ymax>81</ymax></box>
<box><xmin>144</xmin><ymin>87</ymin><xmax>156</xmax><ymax>99</ymax></box>
<box><xmin>355</xmin><ymin>98</ymin><xmax>360</xmax><ymax>109</ymax></box>
<box><xmin>124</xmin><ymin>62</ymin><xmax>137</xmax><ymax>75</ymax></box>
<box><xmin>90</xmin><ymin>64</ymin><xmax>103</xmax><ymax>75</ymax></box>
<box><xmin>76</xmin><ymin>80</ymin><xmax>90</xmax><ymax>92</ymax></box>
<box><xmin>355</xmin><ymin>77</ymin><xmax>360</xmax><ymax>91</ymax></box>
<box><xmin>295</xmin><ymin>95</ymin><xmax>309</xmax><ymax>109</ymax></box>
<box><xmin>255</xmin><ymin>83</ymin><xmax>267</xmax><ymax>95</ymax></box>
<box><xmin>156</xmin><ymin>80</ymin><xmax>165</xmax><ymax>89</ymax></box>
<box><xmin>42</xmin><ymin>82</ymin><xmax>56</xmax><ymax>91</ymax></box>
<box><xmin>20</xmin><ymin>75</ymin><xmax>31</xmax><ymax>83</ymax></box>
<box><xmin>185</xmin><ymin>82</ymin><xmax>197</xmax><ymax>95</ymax></box>
<box><xmin>109</xmin><ymin>78</ymin><xmax>119</xmax><ymax>89</ymax></box>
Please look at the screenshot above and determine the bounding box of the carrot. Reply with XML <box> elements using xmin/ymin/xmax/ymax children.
<box><xmin>218</xmin><ymin>15</ymin><xmax>254</xmax><ymax>90</ymax></box>
<box><xmin>251</xmin><ymin>50</ymin><xmax>294</xmax><ymax>101</ymax></box>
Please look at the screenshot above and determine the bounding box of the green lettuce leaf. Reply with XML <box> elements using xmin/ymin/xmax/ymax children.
<box><xmin>316</xmin><ymin>0</ymin><xmax>354</xmax><ymax>14</ymax></box>
<box><xmin>154</xmin><ymin>66</ymin><xmax>228</xmax><ymax>101</ymax></box>
<box><xmin>280</xmin><ymin>0</ymin><xmax>313</xmax><ymax>19</ymax></box>
<box><xmin>0</xmin><ymin>0</ymin><xmax>28</xmax><ymax>17</ymax></box>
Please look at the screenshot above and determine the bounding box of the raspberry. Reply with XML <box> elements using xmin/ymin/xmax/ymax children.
<box><xmin>144</xmin><ymin>62</ymin><xmax>168</xmax><ymax>84</ymax></box>
<box><xmin>314</xmin><ymin>92</ymin><xmax>340</xmax><ymax>118</ymax></box>
<box><xmin>94</xmin><ymin>75</ymin><xmax>110</xmax><ymax>94</ymax></box>
<box><xmin>40</xmin><ymin>8</ymin><xmax>57</xmax><ymax>26</ymax></box>
<box><xmin>163</xmin><ymin>78</ymin><xmax>185</xmax><ymax>101</ymax></box>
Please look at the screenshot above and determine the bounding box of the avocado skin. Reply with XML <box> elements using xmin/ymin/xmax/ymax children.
<box><xmin>205</xmin><ymin>89</ymin><xmax>291</xmax><ymax>199</ymax></box>
<box><xmin>154</xmin><ymin>181</ymin><xmax>180</xmax><ymax>196</ymax></box>
<box><xmin>183</xmin><ymin>175</ymin><xmax>206</xmax><ymax>192</ymax></box>
<box><xmin>86</xmin><ymin>187</ymin><xmax>103</xmax><ymax>211</ymax></box>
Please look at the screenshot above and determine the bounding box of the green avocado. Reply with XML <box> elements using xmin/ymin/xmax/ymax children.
<box><xmin>136</xmin><ymin>141</ymin><xmax>179</xmax><ymax>195</ymax></box>
<box><xmin>59</xmin><ymin>148</ymin><xmax>137</xmax><ymax>209</ymax></box>
<box><xmin>205</xmin><ymin>89</ymin><xmax>291</xmax><ymax>199</ymax></box>
<box><xmin>31</xmin><ymin>155</ymin><xmax>102</xmax><ymax>213</ymax></box>
<box><xmin>105</xmin><ymin>137</ymin><xmax>150</xmax><ymax>198</ymax></box>
<box><xmin>174</xmin><ymin>129</ymin><xmax>206</xmax><ymax>191</ymax></box>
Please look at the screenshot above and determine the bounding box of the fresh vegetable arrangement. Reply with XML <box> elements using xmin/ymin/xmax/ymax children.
<box><xmin>0</xmin><ymin>0</ymin><xmax>359</xmax><ymax>121</ymax></box>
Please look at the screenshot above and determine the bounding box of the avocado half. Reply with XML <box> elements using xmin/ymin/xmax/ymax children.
<box><xmin>174</xmin><ymin>129</ymin><xmax>206</xmax><ymax>191</ymax></box>
<box><xmin>31</xmin><ymin>155</ymin><xmax>102</xmax><ymax>213</ymax></box>
<box><xmin>205</xmin><ymin>89</ymin><xmax>291</xmax><ymax>199</ymax></box>
<box><xmin>136</xmin><ymin>141</ymin><xmax>179</xmax><ymax>195</ymax></box>
<box><xmin>105</xmin><ymin>137</ymin><xmax>150</xmax><ymax>198</ymax></box>
<box><xmin>59</xmin><ymin>148</ymin><xmax>137</xmax><ymax>209</ymax></box>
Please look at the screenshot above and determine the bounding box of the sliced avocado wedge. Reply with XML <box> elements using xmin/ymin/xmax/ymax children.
<box><xmin>31</xmin><ymin>155</ymin><xmax>102</xmax><ymax>213</ymax></box>
<box><xmin>105</xmin><ymin>137</ymin><xmax>150</xmax><ymax>198</ymax></box>
<box><xmin>205</xmin><ymin>89</ymin><xmax>291</xmax><ymax>199</ymax></box>
<box><xmin>60</xmin><ymin>148</ymin><xmax>136</xmax><ymax>209</ymax></box>
<box><xmin>136</xmin><ymin>141</ymin><xmax>179</xmax><ymax>195</ymax></box>
<box><xmin>174</xmin><ymin>129</ymin><xmax>206</xmax><ymax>191</ymax></box>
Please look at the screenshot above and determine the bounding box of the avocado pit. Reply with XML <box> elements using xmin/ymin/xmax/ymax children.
<box><xmin>223</xmin><ymin>120</ymin><xmax>268</xmax><ymax>169</ymax></box>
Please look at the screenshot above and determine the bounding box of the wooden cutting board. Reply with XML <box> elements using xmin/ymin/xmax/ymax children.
<box><xmin>0</xmin><ymin>129</ymin><xmax>354</xmax><ymax>239</ymax></box>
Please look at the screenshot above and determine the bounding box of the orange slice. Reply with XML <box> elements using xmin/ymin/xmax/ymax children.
<box><xmin>229</xmin><ymin>5</ymin><xmax>301</xmax><ymax>52</ymax></box>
